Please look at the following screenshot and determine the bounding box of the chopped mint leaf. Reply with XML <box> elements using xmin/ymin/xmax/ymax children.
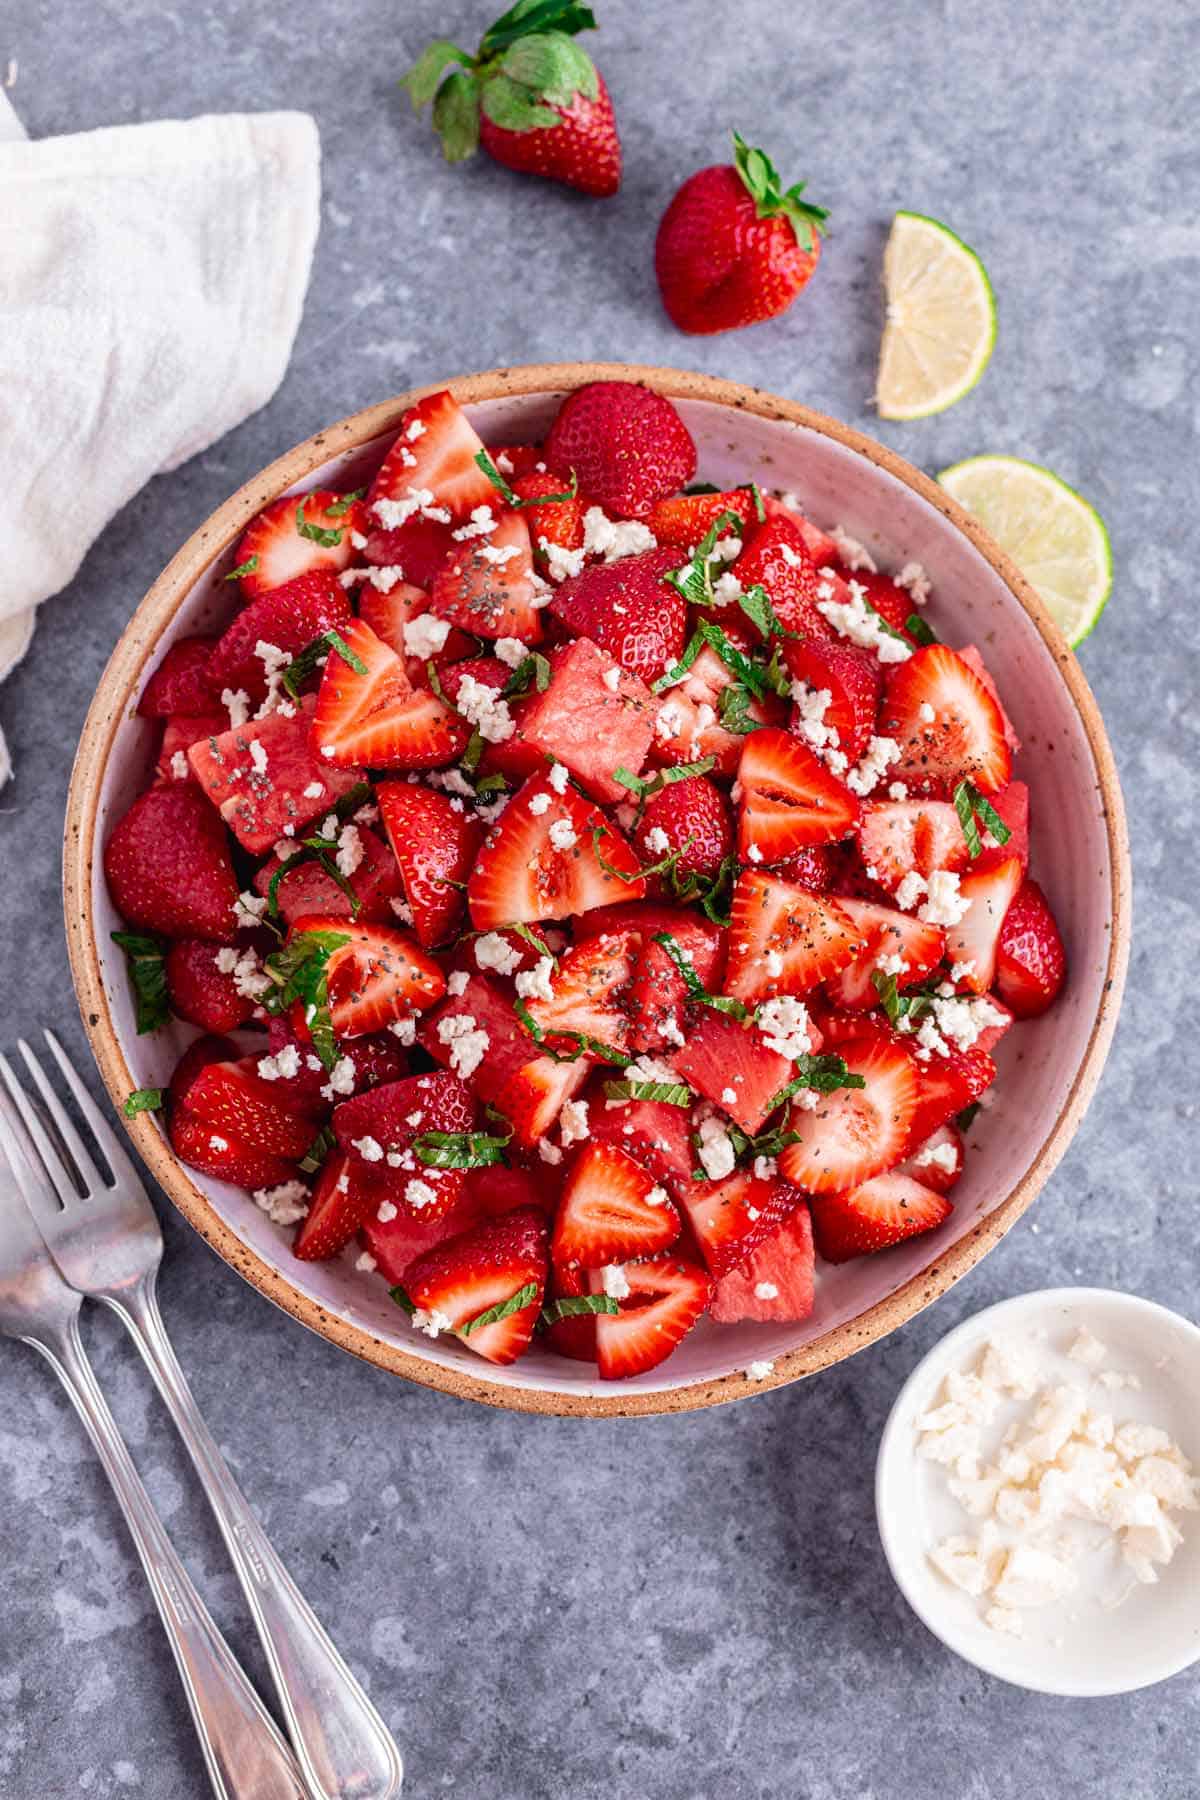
<box><xmin>539</xmin><ymin>1293</ymin><xmax>619</xmax><ymax>1327</ymax></box>
<box><xmin>296</xmin><ymin>497</ymin><xmax>344</xmax><ymax>548</ymax></box>
<box><xmin>475</xmin><ymin>447</ymin><xmax>576</xmax><ymax>510</ymax></box>
<box><xmin>413</xmin><ymin>1129</ymin><xmax>511</xmax><ymax>1169</ymax></box>
<box><xmin>110</xmin><ymin>931</ymin><xmax>170</xmax><ymax>1035</ymax></box>
<box><xmin>766</xmin><ymin>1055</ymin><xmax>866</xmax><ymax>1112</ymax></box>
<box><xmin>389</xmin><ymin>1285</ymin><xmax>416</xmax><ymax>1315</ymax></box>
<box><xmin>299</xmin><ymin>1124</ymin><xmax>335</xmax><ymax>1174</ymax></box>
<box><xmin>956</xmin><ymin>1101</ymin><xmax>983</xmax><ymax>1132</ymax></box>
<box><xmin>460</xmin><ymin>1279</ymin><xmax>539</xmax><ymax>1336</ymax></box>
<box><xmin>501</xmin><ymin>650</ymin><xmax>552</xmax><ymax>697</ymax></box>
<box><xmin>603</xmin><ymin>1078</ymin><xmax>693</xmax><ymax>1106</ymax></box>
<box><xmin>510</xmin><ymin>922</ymin><xmax>557</xmax><ymax>962</ymax></box>
<box><xmin>718</xmin><ymin>682</ymin><xmax>760</xmax><ymax>735</ymax></box>
<box><xmin>262</xmin><ymin>928</ymin><xmax>352</xmax><ymax>1070</ymax></box>
<box><xmin>224</xmin><ymin>555</ymin><xmax>259</xmax><ymax>582</ymax></box>
<box><xmin>953</xmin><ymin>778</ymin><xmax>1012</xmax><ymax>859</ymax></box>
<box><xmin>123</xmin><ymin>1087</ymin><xmax>164</xmax><ymax>1118</ymax></box>
<box><xmin>327</xmin><ymin>488</ymin><xmax>366</xmax><ymax>517</ymax></box>
<box><xmin>905</xmin><ymin>612</ymin><xmax>937</xmax><ymax>646</ymax></box>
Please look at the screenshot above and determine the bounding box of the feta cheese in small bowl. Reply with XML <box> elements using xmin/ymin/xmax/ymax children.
<box><xmin>876</xmin><ymin>1288</ymin><xmax>1200</xmax><ymax>1694</ymax></box>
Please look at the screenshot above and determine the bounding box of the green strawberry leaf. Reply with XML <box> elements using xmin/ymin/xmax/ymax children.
<box><xmin>480</xmin><ymin>0</ymin><xmax>597</xmax><ymax>58</ymax></box>
<box><xmin>479</xmin><ymin>71</ymin><xmax>562</xmax><ymax>132</ymax></box>
<box><xmin>731</xmin><ymin>131</ymin><xmax>829</xmax><ymax>253</ymax></box>
<box><xmin>432</xmin><ymin>68</ymin><xmax>482</xmax><ymax>161</ymax></box>
<box><xmin>400</xmin><ymin>39</ymin><xmax>473</xmax><ymax>110</ymax></box>
<box><xmin>501</xmin><ymin>31</ymin><xmax>597</xmax><ymax>105</ymax></box>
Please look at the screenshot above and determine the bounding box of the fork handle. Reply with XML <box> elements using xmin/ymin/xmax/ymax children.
<box><xmin>26</xmin><ymin>1317</ymin><xmax>308</xmax><ymax>1800</ymax></box>
<box><xmin>114</xmin><ymin>1280</ymin><xmax>403</xmax><ymax>1800</ymax></box>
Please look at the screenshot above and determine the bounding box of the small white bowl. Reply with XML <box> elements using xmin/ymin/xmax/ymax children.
<box><xmin>876</xmin><ymin>1287</ymin><xmax>1200</xmax><ymax>1696</ymax></box>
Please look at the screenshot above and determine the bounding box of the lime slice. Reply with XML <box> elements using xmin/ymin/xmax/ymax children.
<box><xmin>938</xmin><ymin>455</ymin><xmax>1113</xmax><ymax>645</ymax></box>
<box><xmin>877</xmin><ymin>212</ymin><xmax>996</xmax><ymax>420</ymax></box>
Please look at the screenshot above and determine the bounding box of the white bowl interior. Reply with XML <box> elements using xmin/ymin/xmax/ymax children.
<box><xmin>876</xmin><ymin>1289</ymin><xmax>1200</xmax><ymax>1696</ymax></box>
<box><xmin>90</xmin><ymin>390</ymin><xmax>1119</xmax><ymax>1399</ymax></box>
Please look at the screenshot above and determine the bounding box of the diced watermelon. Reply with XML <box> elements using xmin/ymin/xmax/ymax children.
<box><xmin>669</xmin><ymin>1008</ymin><xmax>792</xmax><ymax>1136</ymax></box>
<box><xmin>519</xmin><ymin>638</ymin><xmax>656</xmax><ymax>804</ymax></box>
<box><xmin>709</xmin><ymin>1203</ymin><xmax>815</xmax><ymax>1323</ymax></box>
<box><xmin>187</xmin><ymin>697</ymin><xmax>361</xmax><ymax>855</ymax></box>
<box><xmin>362</xmin><ymin>1189</ymin><xmax>485</xmax><ymax>1286</ymax></box>
<box><xmin>583</xmin><ymin>1079</ymin><xmax>696</xmax><ymax>1194</ymax></box>
<box><xmin>253</xmin><ymin>823</ymin><xmax>404</xmax><ymax>926</ymax></box>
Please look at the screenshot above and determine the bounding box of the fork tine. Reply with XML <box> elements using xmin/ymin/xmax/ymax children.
<box><xmin>0</xmin><ymin>1085</ymin><xmax>59</xmax><ymax>1213</ymax></box>
<box><xmin>17</xmin><ymin>1039</ymin><xmax>108</xmax><ymax>1193</ymax></box>
<box><xmin>0</xmin><ymin>1053</ymin><xmax>80</xmax><ymax>1210</ymax></box>
<box><xmin>42</xmin><ymin>1030</ymin><xmax>140</xmax><ymax>1189</ymax></box>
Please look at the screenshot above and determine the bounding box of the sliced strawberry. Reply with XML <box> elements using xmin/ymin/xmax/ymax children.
<box><xmin>364</xmin><ymin>516</ymin><xmax>456</xmax><ymax>591</ymax></box>
<box><xmin>582</xmin><ymin>1082</ymin><xmax>696</xmax><ymax>1195</ymax></box>
<box><xmin>607</xmin><ymin>907</ymin><xmax>725</xmax><ymax>1053</ymax></box>
<box><xmin>187</xmin><ymin>696</ymin><xmax>362</xmax><ymax>854</ymax></box>
<box><xmin>650</xmin><ymin>644</ymin><xmax>786</xmax><ymax>777</ymax></box>
<box><xmin>166</xmin><ymin>1034</ymin><xmax>240</xmax><ymax>1112</ymax></box>
<box><xmin>512</xmin><ymin>469</ymin><xmax>589</xmax><ymax>554</ymax></box>
<box><xmin>994</xmin><ymin>877</ymin><xmax>1066</xmax><ymax>1017</ymax></box>
<box><xmin>737</xmin><ymin>728</ymin><xmax>859</xmax><ymax>861</ymax></box>
<box><xmin>594</xmin><ymin>1255</ymin><xmax>712</xmax><ymax>1379</ymax></box>
<box><xmin>709</xmin><ymin>1203</ymin><xmax>815</xmax><ymax>1323</ymax></box>
<box><xmin>368</xmin><ymin>389</ymin><xmax>494</xmax><ymax>523</ymax></box>
<box><xmin>489</xmin><ymin>443</ymin><xmax>544</xmax><ymax>480</ymax></box>
<box><xmin>762</xmin><ymin>495</ymin><xmax>839</xmax><ymax>567</ymax></box>
<box><xmin>156</xmin><ymin>711</ymin><xmax>230</xmax><ymax>783</ymax></box>
<box><xmin>104</xmin><ymin>781</ymin><xmax>239</xmax><ymax>939</ymax></box>
<box><xmin>957</xmin><ymin>645</ymin><xmax>1021</xmax><ymax>754</ymax></box>
<box><xmin>495</xmin><ymin>1057</ymin><xmax>590</xmax><ymax>1150</ymax></box>
<box><xmin>254</xmin><ymin>824</ymin><xmax>405</xmax><ymax>929</ymax></box>
<box><xmin>138</xmin><ymin>637</ymin><xmax>217</xmax><ymax>717</ymax></box>
<box><xmin>524</xmin><ymin>931</ymin><xmax>637</xmax><ymax>1056</ymax></box>
<box><xmin>855</xmin><ymin>798</ymin><xmax>968</xmax><ymax>892</ymax></box>
<box><xmin>312</xmin><ymin>616</ymin><xmax>467</xmax><ymax>770</ymax></box>
<box><xmin>725</xmin><ymin>872</ymin><xmax>865</xmax><ymax>1003</ymax></box>
<box><xmin>376</xmin><ymin>780</ymin><xmax>482</xmax><ymax>947</ymax></box>
<box><xmin>680</xmin><ymin>1169</ymin><xmax>802</xmax><ymax>1278</ymax></box>
<box><xmin>644</xmin><ymin>487</ymin><xmax>759</xmax><ymax>547</ymax></box>
<box><xmin>283</xmin><ymin>914</ymin><xmax>445</xmax><ymax>1039</ymax></box>
<box><xmin>879</xmin><ymin>646</ymin><xmax>1012</xmax><ymax>797</ymax></box>
<box><xmin>206</xmin><ymin>571</ymin><xmax>352</xmax><ymax>701</ymax></box>
<box><xmin>293</xmin><ymin>1152</ymin><xmax>373</xmax><ymax>1261</ymax></box>
<box><xmin>772</xmin><ymin>843</ymin><xmax>849</xmax><ymax>892</ymax></box>
<box><xmin>164</xmin><ymin>939</ymin><xmax>255</xmax><ymax>1032</ymax></box>
<box><xmin>785</xmin><ymin>637</ymin><xmax>882</xmax><ymax>764</ymax></box>
<box><xmin>549</xmin><ymin>547</ymin><xmax>687</xmax><ymax>686</ymax></box>
<box><xmin>907</xmin><ymin>1044</ymin><xmax>996</xmax><ymax>1147</ymax></box>
<box><xmin>670</xmin><ymin>1009</ymin><xmax>793</xmax><ymax>1136</ymax></box>
<box><xmin>184</xmin><ymin>1058</ymin><xmax>316</xmax><ymax>1160</ymax></box>
<box><xmin>168</xmin><ymin>1111</ymin><xmax>299</xmax><ymax>1192</ymax></box>
<box><xmin>362</xmin><ymin>1186</ymin><xmax>484</xmax><ymax>1285</ymax></box>
<box><xmin>810</xmin><ymin>1172</ymin><xmax>952</xmax><ymax>1262</ymax></box>
<box><xmin>519</xmin><ymin>637</ymin><xmax>656</xmax><ymax>803</ymax></box>
<box><xmin>844</xmin><ymin>569</ymin><xmax>921</xmax><ymax>643</ymax></box>
<box><xmin>977</xmin><ymin>780</ymin><xmax>1029</xmax><ymax>874</ymax></box>
<box><xmin>895</xmin><ymin>1123</ymin><xmax>965</xmax><ymax>1194</ymax></box>
<box><xmin>233</xmin><ymin>490</ymin><xmax>367</xmax><ymax>600</ymax></box>
<box><xmin>823</xmin><ymin>898</ymin><xmax>945</xmax><ymax>1010</ymax></box>
<box><xmin>943</xmin><ymin>855</ymin><xmax>1025</xmax><ymax>994</ymax></box>
<box><xmin>428</xmin><ymin>509</ymin><xmax>541</xmax><ymax>642</ymax></box>
<box><xmin>420</xmin><ymin>972</ymin><xmax>589</xmax><ymax>1148</ymax></box>
<box><xmin>543</xmin><ymin>382</ymin><xmax>697</xmax><ymax>521</ymax></box>
<box><xmin>467</xmin><ymin>771</ymin><xmax>644</xmax><ymax>930</ymax></box>
<box><xmin>779</xmin><ymin>1035</ymin><xmax>917</xmax><ymax>1193</ymax></box>
<box><xmin>435</xmin><ymin>655</ymin><xmax>509</xmax><ymax>707</ymax></box>
<box><xmin>333</xmin><ymin>1070</ymin><xmax>473</xmax><ymax>1219</ymax></box>
<box><xmin>402</xmin><ymin>1207</ymin><xmax>549</xmax><ymax>1365</ymax></box>
<box><xmin>733</xmin><ymin>515</ymin><xmax>837</xmax><ymax>641</ymax></box>
<box><xmin>635</xmin><ymin>775</ymin><xmax>733</xmax><ymax>883</ymax></box>
<box><xmin>359</xmin><ymin>579</ymin><xmax>474</xmax><ymax>676</ymax></box>
<box><xmin>334</xmin><ymin>1030</ymin><xmax>411</xmax><ymax>1095</ymax></box>
<box><xmin>553</xmin><ymin>1142</ymin><xmax>681</xmax><ymax>1268</ymax></box>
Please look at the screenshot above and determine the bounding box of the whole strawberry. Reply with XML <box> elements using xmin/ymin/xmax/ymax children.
<box><xmin>655</xmin><ymin>132</ymin><xmax>829</xmax><ymax>335</ymax></box>
<box><xmin>401</xmin><ymin>2</ymin><xmax>621</xmax><ymax>197</ymax></box>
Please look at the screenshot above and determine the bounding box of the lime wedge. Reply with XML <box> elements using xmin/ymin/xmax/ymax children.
<box><xmin>938</xmin><ymin>455</ymin><xmax>1112</xmax><ymax>645</ymax></box>
<box><xmin>877</xmin><ymin>212</ymin><xmax>996</xmax><ymax>420</ymax></box>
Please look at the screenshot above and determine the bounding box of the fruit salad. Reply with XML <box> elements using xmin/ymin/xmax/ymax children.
<box><xmin>106</xmin><ymin>379</ymin><xmax>1067</xmax><ymax>1383</ymax></box>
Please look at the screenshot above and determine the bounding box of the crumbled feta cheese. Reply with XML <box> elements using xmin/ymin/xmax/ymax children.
<box><xmin>327</xmin><ymin>1056</ymin><xmax>357</xmax><ymax>1096</ymax></box>
<box><xmin>335</xmin><ymin>822</ymin><xmax>364</xmax><ymax>877</ymax></box>
<box><xmin>1068</xmin><ymin>1326</ymin><xmax>1109</xmax><ymax>1370</ymax></box>
<box><xmin>475</xmin><ymin>932</ymin><xmax>522</xmax><ymax>977</ymax></box>
<box><xmin>752</xmin><ymin>1155</ymin><xmax>778</xmax><ymax>1180</ymax></box>
<box><xmin>846</xmin><ymin>735</ymin><xmax>900</xmax><ymax>797</ymax></box>
<box><xmin>816</xmin><ymin>578</ymin><xmax>912</xmax><ymax>664</ymax></box>
<box><xmin>537</xmin><ymin>1139</ymin><xmax>563</xmax><ymax>1166</ymax></box>
<box><xmin>253</xmin><ymin>1180</ymin><xmax>310</xmax><ymax>1225</ymax></box>
<box><xmin>919</xmin><ymin>869</ymin><xmax>973</xmax><ymax>927</ymax></box>
<box><xmin>232</xmin><ymin>890</ymin><xmax>268</xmax><ymax>928</ymax></box>
<box><xmin>720</xmin><ymin>1086</ymin><xmax>738</xmax><ymax>1105</ymax></box>
<box><xmin>402</xmin><ymin>612</ymin><xmax>451</xmax><ymax>658</ymax></box>
<box><xmin>221</xmin><ymin>687</ymin><xmax>251</xmax><ymax>728</ymax></box>
<box><xmin>789</xmin><ymin>681</ymin><xmax>839</xmax><ymax>754</ymax></box>
<box><xmin>913</xmin><ymin>1138</ymin><xmax>959</xmax><ymax>1173</ymax></box>
<box><xmin>528</xmin><ymin>790</ymin><xmax>552</xmax><ymax>816</ymax></box>
<box><xmin>446</xmin><ymin>969</ymin><xmax>470</xmax><ymax>997</ymax></box>
<box><xmin>404</xmin><ymin>1178</ymin><xmax>439</xmax><ymax>1211</ymax></box>
<box><xmin>896</xmin><ymin>561</ymin><xmax>932</xmax><ymax>606</ymax></box>
<box><xmin>697</xmin><ymin>1115</ymin><xmax>737</xmax><ymax>1181</ymax></box>
<box><xmin>830</xmin><ymin>526</ymin><xmax>878</xmax><ymax>572</ymax></box>
<box><xmin>746</xmin><ymin>843</ymin><xmax>763</xmax><ymax>864</ymax></box>
<box><xmin>711</xmin><ymin>571</ymin><xmax>743</xmax><ymax>607</ymax></box>
<box><xmin>515</xmin><ymin>956</ymin><xmax>555</xmax><ymax>1002</ymax></box>
<box><xmin>645</xmin><ymin>826</ymin><xmax>671</xmax><ymax>854</ymax></box>
<box><xmin>602</xmin><ymin>1263</ymin><xmax>631</xmax><ymax>1300</ymax></box>
<box><xmin>547</xmin><ymin>762</ymin><xmax>570</xmax><ymax>794</ymax></box>
<box><xmin>411</xmin><ymin>1307</ymin><xmax>455</xmax><ymax>1339</ymax></box>
<box><xmin>352</xmin><ymin>1136</ymin><xmax>384</xmax><ymax>1163</ymax></box>
<box><xmin>602</xmin><ymin>664</ymin><xmax>622</xmax><ymax>692</ymax></box>
<box><xmin>918</xmin><ymin>700</ymin><xmax>937</xmax><ymax>725</ymax></box>
<box><xmin>372</xmin><ymin>486</ymin><xmax>449</xmax><ymax>530</ymax></box>
<box><xmin>436</xmin><ymin>1013</ymin><xmax>489</xmax><ymax>1079</ymax></box>
<box><xmin>539</xmin><ymin>537</ymin><xmax>586</xmax><ymax>582</ymax></box>
<box><xmin>548</xmin><ymin>819</ymin><xmax>577</xmax><ymax>851</ymax></box>
<box><xmin>876</xmin><ymin>951</ymin><xmax>909</xmax><ymax>978</ymax></box>
<box><xmin>894</xmin><ymin>870</ymin><xmax>927</xmax><ymax>913</ymax></box>
<box><xmin>757</xmin><ymin>995</ymin><xmax>812</xmax><ymax>1060</ymax></box>
<box><xmin>645</xmin><ymin>1185</ymin><xmax>669</xmax><ymax>1208</ymax></box>
<box><xmin>451</xmin><ymin>504</ymin><xmax>497</xmax><ymax>541</ymax></box>
<box><xmin>493</xmin><ymin>636</ymin><xmax>528</xmax><ymax>668</ymax></box>
<box><xmin>367</xmin><ymin>563</ymin><xmax>407</xmax><ymax>593</ymax></box>
<box><xmin>169</xmin><ymin>750</ymin><xmax>190</xmax><ymax>780</ymax></box>
<box><xmin>355</xmin><ymin>1251</ymin><xmax>378</xmax><ymax>1273</ymax></box>
<box><xmin>754</xmin><ymin>1282</ymin><xmax>780</xmax><ymax>1301</ymax></box>
<box><xmin>582</xmin><ymin>506</ymin><xmax>657</xmax><ymax>562</ymax></box>
<box><xmin>454</xmin><ymin>675</ymin><xmax>515</xmax><ymax>744</ymax></box>
<box><xmin>887</xmin><ymin>781</ymin><xmax>909</xmax><ymax>801</ymax></box>
<box><xmin>746</xmin><ymin>1360</ymin><xmax>775</xmax><ymax>1382</ymax></box>
<box><xmin>256</xmin><ymin>1044</ymin><xmax>302</xmax><ymax>1083</ymax></box>
<box><xmin>559</xmin><ymin>1098</ymin><xmax>590</xmax><ymax>1146</ymax></box>
<box><xmin>388</xmin><ymin>1014</ymin><xmax>418</xmax><ymax>1044</ymax></box>
<box><xmin>208</xmin><ymin>1135</ymin><xmax>229</xmax><ymax>1153</ymax></box>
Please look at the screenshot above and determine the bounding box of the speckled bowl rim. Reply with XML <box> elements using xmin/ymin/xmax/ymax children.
<box><xmin>62</xmin><ymin>362</ymin><xmax>1131</xmax><ymax>1418</ymax></box>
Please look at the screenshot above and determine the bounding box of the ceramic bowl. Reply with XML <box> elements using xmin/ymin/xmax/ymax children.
<box><xmin>63</xmin><ymin>363</ymin><xmax>1131</xmax><ymax>1416</ymax></box>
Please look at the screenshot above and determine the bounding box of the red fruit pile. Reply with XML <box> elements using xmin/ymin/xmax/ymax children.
<box><xmin>108</xmin><ymin>381</ymin><xmax>1065</xmax><ymax>1382</ymax></box>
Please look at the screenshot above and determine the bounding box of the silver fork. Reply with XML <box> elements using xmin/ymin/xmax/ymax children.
<box><xmin>0</xmin><ymin>1090</ymin><xmax>309</xmax><ymax>1799</ymax></box>
<box><xmin>0</xmin><ymin>1032</ymin><xmax>403</xmax><ymax>1800</ymax></box>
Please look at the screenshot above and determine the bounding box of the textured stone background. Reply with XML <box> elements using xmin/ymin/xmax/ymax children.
<box><xmin>1</xmin><ymin>1</ymin><xmax>1198</xmax><ymax>1795</ymax></box>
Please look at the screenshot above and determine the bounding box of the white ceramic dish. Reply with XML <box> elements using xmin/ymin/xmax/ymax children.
<box><xmin>64</xmin><ymin>365</ymin><xmax>1131</xmax><ymax>1415</ymax></box>
<box><xmin>876</xmin><ymin>1287</ymin><xmax>1200</xmax><ymax>1695</ymax></box>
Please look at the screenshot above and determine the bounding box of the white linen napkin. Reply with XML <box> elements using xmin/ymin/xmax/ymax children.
<box><xmin>0</xmin><ymin>93</ymin><xmax>321</xmax><ymax>784</ymax></box>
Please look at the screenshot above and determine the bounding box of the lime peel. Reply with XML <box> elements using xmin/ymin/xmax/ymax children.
<box><xmin>877</xmin><ymin>212</ymin><xmax>996</xmax><ymax>421</ymax></box>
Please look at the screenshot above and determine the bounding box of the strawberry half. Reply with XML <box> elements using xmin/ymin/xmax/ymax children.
<box><xmin>736</xmin><ymin>727</ymin><xmax>860</xmax><ymax>860</ymax></box>
<box><xmin>421</xmin><ymin>972</ymin><xmax>589</xmax><ymax>1148</ymax></box>
<box><xmin>232</xmin><ymin>490</ymin><xmax>367</xmax><ymax>601</ymax></box>
<box><xmin>368</xmin><ymin>389</ymin><xmax>494</xmax><ymax>523</ymax></box>
<box><xmin>467</xmin><ymin>771</ymin><xmax>644</xmax><ymax>930</ymax></box>
<box><xmin>429</xmin><ymin>509</ymin><xmax>542</xmax><ymax>642</ymax></box>
<box><xmin>879</xmin><ymin>646</ymin><xmax>1012</xmax><ymax>797</ymax></box>
<box><xmin>553</xmin><ymin>1143</ymin><xmax>681</xmax><ymax>1268</ymax></box>
<box><xmin>402</xmin><ymin>1208</ymin><xmax>549</xmax><ymax>1365</ymax></box>
<box><xmin>523</xmin><ymin>931</ymin><xmax>637</xmax><ymax>1057</ymax></box>
<box><xmin>549</xmin><ymin>547</ymin><xmax>688</xmax><ymax>686</ymax></box>
<box><xmin>285</xmin><ymin>914</ymin><xmax>446</xmax><ymax>1039</ymax></box>
<box><xmin>164</xmin><ymin>939</ymin><xmax>256</xmax><ymax>1033</ymax></box>
<box><xmin>785</xmin><ymin>637</ymin><xmax>882</xmax><ymax>764</ymax></box>
<box><xmin>778</xmin><ymin>1035</ymin><xmax>917</xmax><ymax>1193</ymax></box>
<box><xmin>906</xmin><ymin>1045</ymin><xmax>996</xmax><ymax>1148</ymax></box>
<box><xmin>138</xmin><ymin>637</ymin><xmax>217</xmax><ymax>717</ymax></box>
<box><xmin>104</xmin><ymin>781</ymin><xmax>239</xmax><ymax>940</ymax></box>
<box><xmin>512</xmin><ymin>470</ymin><xmax>589</xmax><ymax>553</ymax></box>
<box><xmin>188</xmin><ymin>696</ymin><xmax>362</xmax><ymax>855</ymax></box>
<box><xmin>168</xmin><ymin>1111</ymin><xmax>299</xmax><ymax>1192</ymax></box>
<box><xmin>709</xmin><ymin>1203</ymin><xmax>815</xmax><ymax>1323</ymax></box>
<box><xmin>856</xmin><ymin>798</ymin><xmax>968</xmax><ymax>892</ymax></box>
<box><xmin>994</xmin><ymin>877</ymin><xmax>1067</xmax><ymax>1017</ymax></box>
<box><xmin>377</xmin><ymin>780</ymin><xmax>482</xmax><ymax>947</ymax></box>
<box><xmin>519</xmin><ymin>637</ymin><xmax>656</xmax><ymax>803</ymax></box>
<box><xmin>733</xmin><ymin>514</ymin><xmax>835</xmax><ymax>642</ymax></box>
<box><xmin>184</xmin><ymin>1058</ymin><xmax>316</xmax><ymax>1161</ymax></box>
<box><xmin>644</xmin><ymin>488</ymin><xmax>760</xmax><ymax>548</ymax></box>
<box><xmin>206</xmin><ymin>571</ymin><xmax>352</xmax><ymax>701</ymax></box>
<box><xmin>594</xmin><ymin>1255</ymin><xmax>713</xmax><ymax>1379</ymax></box>
<box><xmin>809</xmin><ymin>1172</ymin><xmax>952</xmax><ymax>1263</ymax></box>
<box><xmin>544</xmin><ymin>382</ymin><xmax>696</xmax><ymax>520</ymax></box>
<box><xmin>943</xmin><ymin>855</ymin><xmax>1025</xmax><ymax>995</ymax></box>
<box><xmin>680</xmin><ymin>1169</ymin><xmax>803</xmax><ymax>1278</ymax></box>
<box><xmin>293</xmin><ymin>1152</ymin><xmax>372</xmax><ymax>1261</ymax></box>
<box><xmin>359</xmin><ymin>579</ymin><xmax>473</xmax><ymax>677</ymax></box>
<box><xmin>895</xmin><ymin>1123</ymin><xmax>965</xmax><ymax>1194</ymax></box>
<box><xmin>823</xmin><ymin>898</ymin><xmax>946</xmax><ymax>1011</ymax></box>
<box><xmin>313</xmin><ymin>617</ymin><xmax>467</xmax><ymax>770</ymax></box>
<box><xmin>635</xmin><ymin>775</ymin><xmax>733</xmax><ymax>883</ymax></box>
<box><xmin>254</xmin><ymin>824</ymin><xmax>405</xmax><ymax>929</ymax></box>
<box><xmin>725</xmin><ymin>872</ymin><xmax>865</xmax><ymax>1003</ymax></box>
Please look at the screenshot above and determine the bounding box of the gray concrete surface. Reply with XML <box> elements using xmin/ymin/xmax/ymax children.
<box><xmin>1</xmin><ymin>1</ymin><xmax>1197</xmax><ymax>1794</ymax></box>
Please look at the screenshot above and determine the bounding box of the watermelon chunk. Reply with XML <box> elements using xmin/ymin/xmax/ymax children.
<box><xmin>669</xmin><ymin>1008</ymin><xmax>793</xmax><ymax>1136</ymax></box>
<box><xmin>254</xmin><ymin>823</ymin><xmax>404</xmax><ymax>926</ymax></box>
<box><xmin>519</xmin><ymin>638</ymin><xmax>656</xmax><ymax>803</ymax></box>
<box><xmin>187</xmin><ymin>696</ymin><xmax>361</xmax><ymax>854</ymax></box>
<box><xmin>709</xmin><ymin>1203</ymin><xmax>815</xmax><ymax>1324</ymax></box>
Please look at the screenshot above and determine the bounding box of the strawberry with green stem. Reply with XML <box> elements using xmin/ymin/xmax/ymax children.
<box><xmin>656</xmin><ymin>132</ymin><xmax>828</xmax><ymax>335</ymax></box>
<box><xmin>401</xmin><ymin>0</ymin><xmax>621</xmax><ymax>197</ymax></box>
